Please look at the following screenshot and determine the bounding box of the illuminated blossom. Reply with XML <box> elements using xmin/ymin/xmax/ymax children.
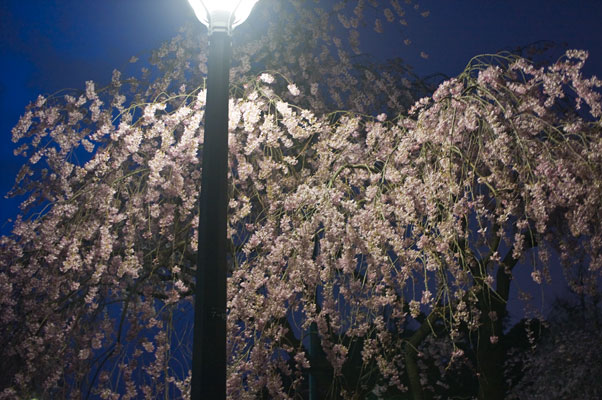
<box><xmin>1</xmin><ymin>3</ymin><xmax>600</xmax><ymax>397</ymax></box>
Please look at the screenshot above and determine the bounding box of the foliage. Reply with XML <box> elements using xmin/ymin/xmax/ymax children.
<box><xmin>1</xmin><ymin>1</ymin><xmax>602</xmax><ymax>399</ymax></box>
<box><xmin>507</xmin><ymin>293</ymin><xmax>602</xmax><ymax>399</ymax></box>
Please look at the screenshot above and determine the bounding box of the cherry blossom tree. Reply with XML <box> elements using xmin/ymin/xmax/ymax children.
<box><xmin>1</xmin><ymin>1</ymin><xmax>602</xmax><ymax>399</ymax></box>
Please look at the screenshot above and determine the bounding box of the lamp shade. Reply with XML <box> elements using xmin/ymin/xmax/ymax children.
<box><xmin>187</xmin><ymin>0</ymin><xmax>259</xmax><ymax>34</ymax></box>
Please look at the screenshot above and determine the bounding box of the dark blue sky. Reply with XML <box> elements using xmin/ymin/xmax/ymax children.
<box><xmin>0</xmin><ymin>0</ymin><xmax>193</xmax><ymax>232</ymax></box>
<box><xmin>1</xmin><ymin>0</ymin><xmax>601</xmax><ymax>238</ymax></box>
<box><xmin>0</xmin><ymin>0</ymin><xmax>601</xmax><ymax>362</ymax></box>
<box><xmin>2</xmin><ymin>0</ymin><xmax>602</xmax><ymax>230</ymax></box>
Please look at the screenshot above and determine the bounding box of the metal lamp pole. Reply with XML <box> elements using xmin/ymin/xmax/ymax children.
<box><xmin>192</xmin><ymin>28</ymin><xmax>230</xmax><ymax>400</ymax></box>
<box><xmin>186</xmin><ymin>1</ymin><xmax>258</xmax><ymax>398</ymax></box>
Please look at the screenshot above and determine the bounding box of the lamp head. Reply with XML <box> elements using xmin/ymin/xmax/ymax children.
<box><xmin>187</xmin><ymin>0</ymin><xmax>259</xmax><ymax>35</ymax></box>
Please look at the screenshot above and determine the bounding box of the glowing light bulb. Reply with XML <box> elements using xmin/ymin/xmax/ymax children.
<box><xmin>187</xmin><ymin>0</ymin><xmax>259</xmax><ymax>34</ymax></box>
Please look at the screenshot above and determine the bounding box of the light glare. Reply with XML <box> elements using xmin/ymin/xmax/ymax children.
<box><xmin>187</xmin><ymin>0</ymin><xmax>258</xmax><ymax>32</ymax></box>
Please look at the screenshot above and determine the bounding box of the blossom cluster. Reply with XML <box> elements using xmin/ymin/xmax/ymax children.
<box><xmin>1</xmin><ymin>4</ymin><xmax>601</xmax><ymax>397</ymax></box>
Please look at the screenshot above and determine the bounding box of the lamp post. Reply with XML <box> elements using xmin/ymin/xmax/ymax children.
<box><xmin>186</xmin><ymin>1</ymin><xmax>258</xmax><ymax>398</ymax></box>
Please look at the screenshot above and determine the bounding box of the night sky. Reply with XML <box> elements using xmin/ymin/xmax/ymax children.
<box><xmin>1</xmin><ymin>0</ymin><xmax>602</xmax><ymax>317</ymax></box>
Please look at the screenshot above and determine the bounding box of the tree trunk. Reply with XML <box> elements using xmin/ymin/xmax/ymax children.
<box><xmin>475</xmin><ymin>248</ymin><xmax>520</xmax><ymax>400</ymax></box>
<box><xmin>405</xmin><ymin>310</ymin><xmax>438</xmax><ymax>400</ymax></box>
<box><xmin>476</xmin><ymin>317</ymin><xmax>505</xmax><ymax>400</ymax></box>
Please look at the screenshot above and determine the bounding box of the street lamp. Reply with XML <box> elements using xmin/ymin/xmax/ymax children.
<box><xmin>187</xmin><ymin>1</ymin><xmax>258</xmax><ymax>398</ymax></box>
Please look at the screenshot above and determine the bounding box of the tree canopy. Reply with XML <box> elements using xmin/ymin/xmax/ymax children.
<box><xmin>1</xmin><ymin>1</ymin><xmax>601</xmax><ymax>399</ymax></box>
